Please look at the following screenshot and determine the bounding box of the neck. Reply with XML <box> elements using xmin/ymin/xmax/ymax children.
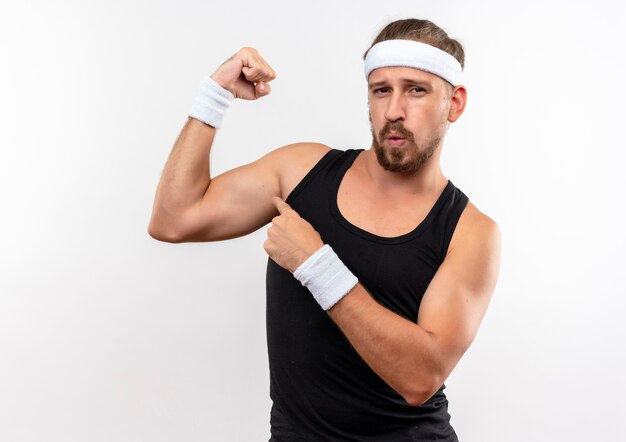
<box><xmin>360</xmin><ymin>147</ymin><xmax>447</xmax><ymax>197</ymax></box>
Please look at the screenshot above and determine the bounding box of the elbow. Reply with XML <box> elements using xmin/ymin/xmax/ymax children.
<box><xmin>404</xmin><ymin>393</ymin><xmax>434</xmax><ymax>408</ymax></box>
<box><xmin>402</xmin><ymin>374</ymin><xmax>444</xmax><ymax>407</ymax></box>
<box><xmin>147</xmin><ymin>220</ymin><xmax>186</xmax><ymax>243</ymax></box>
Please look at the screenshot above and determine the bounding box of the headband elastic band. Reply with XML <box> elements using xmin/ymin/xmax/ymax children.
<box><xmin>364</xmin><ymin>39</ymin><xmax>463</xmax><ymax>86</ymax></box>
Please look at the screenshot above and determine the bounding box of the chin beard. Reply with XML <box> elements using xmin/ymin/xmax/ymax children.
<box><xmin>372</xmin><ymin>121</ymin><xmax>440</xmax><ymax>173</ymax></box>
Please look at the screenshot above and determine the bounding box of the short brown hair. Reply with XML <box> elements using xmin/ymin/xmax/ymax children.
<box><xmin>364</xmin><ymin>18</ymin><xmax>465</xmax><ymax>70</ymax></box>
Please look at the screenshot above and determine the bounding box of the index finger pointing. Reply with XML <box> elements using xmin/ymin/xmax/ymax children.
<box><xmin>271</xmin><ymin>196</ymin><xmax>291</xmax><ymax>214</ymax></box>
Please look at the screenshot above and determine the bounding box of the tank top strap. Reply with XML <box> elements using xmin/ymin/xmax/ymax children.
<box><xmin>435</xmin><ymin>180</ymin><xmax>469</xmax><ymax>258</ymax></box>
<box><xmin>286</xmin><ymin>148</ymin><xmax>360</xmax><ymax>205</ymax></box>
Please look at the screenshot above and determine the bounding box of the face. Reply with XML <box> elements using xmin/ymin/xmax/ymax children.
<box><xmin>368</xmin><ymin>67</ymin><xmax>453</xmax><ymax>173</ymax></box>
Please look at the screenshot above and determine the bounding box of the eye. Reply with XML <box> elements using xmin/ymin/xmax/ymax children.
<box><xmin>373</xmin><ymin>87</ymin><xmax>391</xmax><ymax>95</ymax></box>
<box><xmin>411</xmin><ymin>87</ymin><xmax>426</xmax><ymax>94</ymax></box>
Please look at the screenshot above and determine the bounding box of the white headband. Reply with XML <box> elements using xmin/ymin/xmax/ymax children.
<box><xmin>364</xmin><ymin>39</ymin><xmax>463</xmax><ymax>86</ymax></box>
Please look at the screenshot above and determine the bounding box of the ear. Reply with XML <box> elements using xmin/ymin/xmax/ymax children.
<box><xmin>447</xmin><ymin>85</ymin><xmax>467</xmax><ymax>123</ymax></box>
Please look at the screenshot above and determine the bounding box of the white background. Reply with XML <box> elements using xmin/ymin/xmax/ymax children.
<box><xmin>1</xmin><ymin>0</ymin><xmax>625</xmax><ymax>441</ymax></box>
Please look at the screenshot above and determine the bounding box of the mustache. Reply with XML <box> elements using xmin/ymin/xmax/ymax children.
<box><xmin>379</xmin><ymin>121</ymin><xmax>415</xmax><ymax>142</ymax></box>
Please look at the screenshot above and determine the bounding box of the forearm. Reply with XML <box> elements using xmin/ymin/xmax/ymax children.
<box><xmin>328</xmin><ymin>284</ymin><xmax>443</xmax><ymax>406</ymax></box>
<box><xmin>149</xmin><ymin>118</ymin><xmax>215</xmax><ymax>237</ymax></box>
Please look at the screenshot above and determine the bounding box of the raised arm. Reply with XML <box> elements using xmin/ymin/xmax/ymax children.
<box><xmin>148</xmin><ymin>48</ymin><xmax>328</xmax><ymax>243</ymax></box>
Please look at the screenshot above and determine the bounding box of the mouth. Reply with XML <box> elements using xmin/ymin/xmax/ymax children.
<box><xmin>385</xmin><ymin>133</ymin><xmax>407</xmax><ymax>146</ymax></box>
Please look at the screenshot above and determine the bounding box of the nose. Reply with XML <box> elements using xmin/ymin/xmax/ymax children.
<box><xmin>384</xmin><ymin>92</ymin><xmax>406</xmax><ymax>122</ymax></box>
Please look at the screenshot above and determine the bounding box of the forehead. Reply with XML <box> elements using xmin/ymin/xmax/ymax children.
<box><xmin>367</xmin><ymin>66</ymin><xmax>443</xmax><ymax>87</ymax></box>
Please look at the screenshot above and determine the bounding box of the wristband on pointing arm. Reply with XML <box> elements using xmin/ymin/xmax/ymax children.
<box><xmin>293</xmin><ymin>245</ymin><xmax>359</xmax><ymax>311</ymax></box>
<box><xmin>188</xmin><ymin>76</ymin><xmax>235</xmax><ymax>129</ymax></box>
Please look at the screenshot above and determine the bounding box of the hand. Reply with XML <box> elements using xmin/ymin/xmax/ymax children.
<box><xmin>211</xmin><ymin>47</ymin><xmax>277</xmax><ymax>100</ymax></box>
<box><xmin>263</xmin><ymin>197</ymin><xmax>325</xmax><ymax>273</ymax></box>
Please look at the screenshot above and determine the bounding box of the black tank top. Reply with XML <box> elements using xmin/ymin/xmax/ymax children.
<box><xmin>266</xmin><ymin>149</ymin><xmax>469</xmax><ymax>441</ymax></box>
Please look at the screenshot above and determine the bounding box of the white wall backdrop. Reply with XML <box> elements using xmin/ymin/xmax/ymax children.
<box><xmin>1</xmin><ymin>0</ymin><xmax>625</xmax><ymax>441</ymax></box>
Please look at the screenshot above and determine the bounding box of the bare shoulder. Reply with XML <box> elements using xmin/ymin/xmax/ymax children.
<box><xmin>449</xmin><ymin>201</ymin><xmax>501</xmax><ymax>256</ymax></box>
<box><xmin>261</xmin><ymin>142</ymin><xmax>332</xmax><ymax>199</ymax></box>
<box><xmin>264</xmin><ymin>141</ymin><xmax>331</xmax><ymax>166</ymax></box>
<box><xmin>445</xmin><ymin>200</ymin><xmax>502</xmax><ymax>297</ymax></box>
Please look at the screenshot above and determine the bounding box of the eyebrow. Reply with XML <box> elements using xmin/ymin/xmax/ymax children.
<box><xmin>368</xmin><ymin>78</ymin><xmax>433</xmax><ymax>89</ymax></box>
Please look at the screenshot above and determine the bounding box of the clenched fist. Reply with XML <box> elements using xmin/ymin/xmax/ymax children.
<box><xmin>211</xmin><ymin>47</ymin><xmax>277</xmax><ymax>100</ymax></box>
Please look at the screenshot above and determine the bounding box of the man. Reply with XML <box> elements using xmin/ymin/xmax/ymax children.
<box><xmin>149</xmin><ymin>18</ymin><xmax>501</xmax><ymax>441</ymax></box>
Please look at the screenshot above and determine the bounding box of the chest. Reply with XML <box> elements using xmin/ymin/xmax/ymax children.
<box><xmin>336</xmin><ymin>174</ymin><xmax>436</xmax><ymax>238</ymax></box>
